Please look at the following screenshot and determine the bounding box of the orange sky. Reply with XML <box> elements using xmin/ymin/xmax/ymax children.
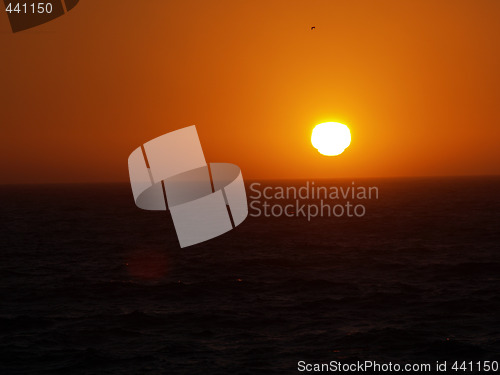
<box><xmin>1</xmin><ymin>0</ymin><xmax>499</xmax><ymax>184</ymax></box>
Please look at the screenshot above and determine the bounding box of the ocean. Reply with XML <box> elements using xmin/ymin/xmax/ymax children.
<box><xmin>1</xmin><ymin>177</ymin><xmax>499</xmax><ymax>374</ymax></box>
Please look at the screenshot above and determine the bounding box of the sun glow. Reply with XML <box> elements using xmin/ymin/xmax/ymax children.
<box><xmin>311</xmin><ymin>122</ymin><xmax>351</xmax><ymax>156</ymax></box>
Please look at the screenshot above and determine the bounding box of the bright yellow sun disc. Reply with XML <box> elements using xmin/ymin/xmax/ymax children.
<box><xmin>311</xmin><ymin>122</ymin><xmax>351</xmax><ymax>156</ymax></box>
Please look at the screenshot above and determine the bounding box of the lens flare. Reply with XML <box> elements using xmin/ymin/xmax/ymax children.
<box><xmin>126</xmin><ymin>249</ymin><xmax>169</xmax><ymax>280</ymax></box>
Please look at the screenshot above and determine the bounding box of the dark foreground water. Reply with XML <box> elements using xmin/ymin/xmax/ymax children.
<box><xmin>1</xmin><ymin>177</ymin><xmax>499</xmax><ymax>374</ymax></box>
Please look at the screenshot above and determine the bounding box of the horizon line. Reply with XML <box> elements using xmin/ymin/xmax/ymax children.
<box><xmin>1</xmin><ymin>173</ymin><xmax>499</xmax><ymax>187</ymax></box>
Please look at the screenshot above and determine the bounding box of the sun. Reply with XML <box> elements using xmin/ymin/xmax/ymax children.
<box><xmin>311</xmin><ymin>122</ymin><xmax>351</xmax><ymax>156</ymax></box>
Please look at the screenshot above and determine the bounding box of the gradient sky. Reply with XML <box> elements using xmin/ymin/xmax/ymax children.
<box><xmin>1</xmin><ymin>0</ymin><xmax>499</xmax><ymax>184</ymax></box>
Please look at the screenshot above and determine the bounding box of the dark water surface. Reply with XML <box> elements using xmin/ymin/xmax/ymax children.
<box><xmin>1</xmin><ymin>177</ymin><xmax>499</xmax><ymax>374</ymax></box>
